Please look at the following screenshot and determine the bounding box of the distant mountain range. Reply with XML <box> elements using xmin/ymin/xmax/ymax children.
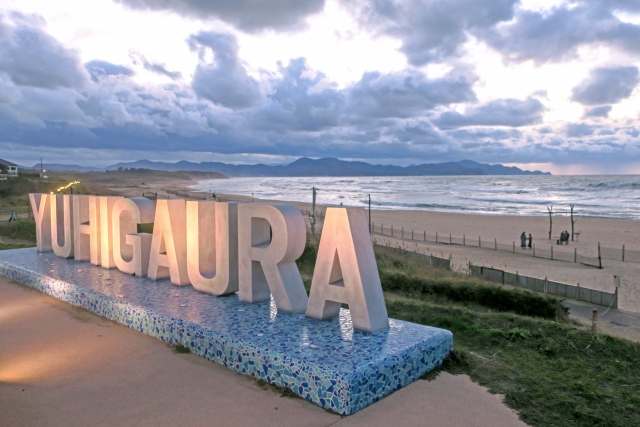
<box><xmin>30</xmin><ymin>158</ymin><xmax>551</xmax><ymax>176</ymax></box>
<box><xmin>26</xmin><ymin>163</ymin><xmax>104</xmax><ymax>172</ymax></box>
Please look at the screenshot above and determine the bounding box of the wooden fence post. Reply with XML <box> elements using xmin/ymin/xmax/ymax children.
<box><xmin>424</xmin><ymin>231</ymin><xmax>426</xmax><ymax>241</ymax></box>
<box><xmin>592</xmin><ymin>309</ymin><xmax>598</xmax><ymax>333</ymax></box>
<box><xmin>551</xmin><ymin>246</ymin><xmax>553</xmax><ymax>260</ymax></box>
<box><xmin>450</xmin><ymin>233</ymin><xmax>452</xmax><ymax>244</ymax></box>
<box><xmin>479</xmin><ymin>236</ymin><xmax>481</xmax><ymax>247</ymax></box>
<box><xmin>463</xmin><ymin>234</ymin><xmax>466</xmax><ymax>245</ymax></box>
<box><xmin>574</xmin><ymin>247</ymin><xmax>577</xmax><ymax>263</ymax></box>
<box><xmin>436</xmin><ymin>232</ymin><xmax>438</xmax><ymax>243</ymax></box>
<box><xmin>598</xmin><ymin>242</ymin><xmax>602</xmax><ymax>269</ymax></box>
<box><xmin>391</xmin><ymin>225</ymin><xmax>393</xmax><ymax>237</ymax></box>
<box><xmin>412</xmin><ymin>229</ymin><xmax>414</xmax><ymax>240</ymax></box>
<box><xmin>513</xmin><ymin>241</ymin><xmax>515</xmax><ymax>253</ymax></box>
<box><xmin>533</xmin><ymin>243</ymin><xmax>535</xmax><ymax>257</ymax></box>
<box><xmin>495</xmin><ymin>238</ymin><xmax>497</xmax><ymax>250</ymax></box>
<box><xmin>622</xmin><ymin>244</ymin><xmax>625</xmax><ymax>262</ymax></box>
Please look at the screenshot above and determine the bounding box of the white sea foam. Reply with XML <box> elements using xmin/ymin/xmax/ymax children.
<box><xmin>190</xmin><ymin>175</ymin><xmax>640</xmax><ymax>219</ymax></box>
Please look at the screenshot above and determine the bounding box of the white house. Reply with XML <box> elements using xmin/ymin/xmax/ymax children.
<box><xmin>0</xmin><ymin>158</ymin><xmax>18</xmax><ymax>175</ymax></box>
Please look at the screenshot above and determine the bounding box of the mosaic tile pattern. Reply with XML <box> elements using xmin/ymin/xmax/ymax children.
<box><xmin>0</xmin><ymin>248</ymin><xmax>452</xmax><ymax>415</ymax></box>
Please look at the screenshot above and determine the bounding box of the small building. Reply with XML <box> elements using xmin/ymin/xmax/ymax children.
<box><xmin>0</xmin><ymin>159</ymin><xmax>18</xmax><ymax>175</ymax></box>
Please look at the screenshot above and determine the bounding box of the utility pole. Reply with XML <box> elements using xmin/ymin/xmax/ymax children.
<box><xmin>311</xmin><ymin>186</ymin><xmax>318</xmax><ymax>236</ymax></box>
<box><xmin>570</xmin><ymin>204</ymin><xmax>577</xmax><ymax>242</ymax></box>
<box><xmin>312</xmin><ymin>186</ymin><xmax>317</xmax><ymax>218</ymax></box>
<box><xmin>368</xmin><ymin>194</ymin><xmax>371</xmax><ymax>234</ymax></box>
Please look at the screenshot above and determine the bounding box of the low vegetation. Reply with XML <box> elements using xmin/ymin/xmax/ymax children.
<box><xmin>0</xmin><ymin>218</ymin><xmax>37</xmax><ymax>243</ymax></box>
<box><xmin>390</xmin><ymin>300</ymin><xmax>640</xmax><ymax>427</ymax></box>
<box><xmin>0</xmin><ymin>176</ymin><xmax>61</xmax><ymax>208</ymax></box>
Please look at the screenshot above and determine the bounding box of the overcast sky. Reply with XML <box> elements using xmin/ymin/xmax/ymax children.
<box><xmin>1</xmin><ymin>0</ymin><xmax>640</xmax><ymax>173</ymax></box>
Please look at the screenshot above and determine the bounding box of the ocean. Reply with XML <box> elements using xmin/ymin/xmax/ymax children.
<box><xmin>190</xmin><ymin>175</ymin><xmax>640</xmax><ymax>220</ymax></box>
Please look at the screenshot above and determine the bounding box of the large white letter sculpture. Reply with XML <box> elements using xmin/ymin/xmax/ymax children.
<box><xmin>306</xmin><ymin>208</ymin><xmax>389</xmax><ymax>333</ymax></box>
<box><xmin>29</xmin><ymin>194</ymin><xmax>52</xmax><ymax>252</ymax></box>
<box><xmin>50</xmin><ymin>195</ymin><xmax>74</xmax><ymax>258</ymax></box>
<box><xmin>238</xmin><ymin>204</ymin><xmax>308</xmax><ymax>313</ymax></box>
<box><xmin>112</xmin><ymin>197</ymin><xmax>155</xmax><ymax>276</ymax></box>
<box><xmin>186</xmin><ymin>201</ymin><xmax>239</xmax><ymax>295</ymax></box>
<box><xmin>148</xmin><ymin>199</ymin><xmax>189</xmax><ymax>286</ymax></box>
<box><xmin>99</xmin><ymin>196</ymin><xmax>122</xmax><ymax>269</ymax></box>
<box><xmin>73</xmin><ymin>195</ymin><xmax>101</xmax><ymax>265</ymax></box>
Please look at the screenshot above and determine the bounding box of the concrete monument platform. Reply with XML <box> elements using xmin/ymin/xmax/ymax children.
<box><xmin>0</xmin><ymin>248</ymin><xmax>452</xmax><ymax>415</ymax></box>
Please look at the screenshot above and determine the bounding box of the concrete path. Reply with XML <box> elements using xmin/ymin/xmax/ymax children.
<box><xmin>563</xmin><ymin>299</ymin><xmax>640</xmax><ymax>342</ymax></box>
<box><xmin>0</xmin><ymin>275</ymin><xmax>528</xmax><ymax>427</ymax></box>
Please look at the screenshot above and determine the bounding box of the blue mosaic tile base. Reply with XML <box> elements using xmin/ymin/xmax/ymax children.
<box><xmin>0</xmin><ymin>248</ymin><xmax>452</xmax><ymax>415</ymax></box>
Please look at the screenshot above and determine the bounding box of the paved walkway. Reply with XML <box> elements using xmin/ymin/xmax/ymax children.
<box><xmin>563</xmin><ymin>300</ymin><xmax>640</xmax><ymax>342</ymax></box>
<box><xmin>0</xmin><ymin>276</ymin><xmax>527</xmax><ymax>427</ymax></box>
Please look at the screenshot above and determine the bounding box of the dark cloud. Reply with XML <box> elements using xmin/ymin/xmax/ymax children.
<box><xmin>346</xmin><ymin>70</ymin><xmax>476</xmax><ymax>118</ymax></box>
<box><xmin>571</xmin><ymin>67</ymin><xmax>639</xmax><ymax>105</ymax></box>
<box><xmin>0</xmin><ymin>12</ymin><xmax>88</xmax><ymax>88</ymax></box>
<box><xmin>114</xmin><ymin>0</ymin><xmax>324</xmax><ymax>32</ymax></box>
<box><xmin>130</xmin><ymin>52</ymin><xmax>181</xmax><ymax>80</ymax></box>
<box><xmin>484</xmin><ymin>3</ymin><xmax>640</xmax><ymax>64</ymax></box>
<box><xmin>583</xmin><ymin>105</ymin><xmax>612</xmax><ymax>118</ymax></box>
<box><xmin>566</xmin><ymin>123</ymin><xmax>596</xmax><ymax>138</ymax></box>
<box><xmin>188</xmin><ymin>31</ymin><xmax>262</xmax><ymax>109</ymax></box>
<box><xmin>85</xmin><ymin>60</ymin><xmax>134</xmax><ymax>81</ymax></box>
<box><xmin>433</xmin><ymin>97</ymin><xmax>545</xmax><ymax>129</ymax></box>
<box><xmin>251</xmin><ymin>58</ymin><xmax>342</xmax><ymax>131</ymax></box>
<box><xmin>345</xmin><ymin>0</ymin><xmax>517</xmax><ymax>65</ymax></box>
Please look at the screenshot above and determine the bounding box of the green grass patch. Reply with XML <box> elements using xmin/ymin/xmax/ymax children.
<box><xmin>256</xmin><ymin>379</ymin><xmax>299</xmax><ymax>399</ymax></box>
<box><xmin>0</xmin><ymin>218</ymin><xmax>36</xmax><ymax>242</ymax></box>
<box><xmin>171</xmin><ymin>343</ymin><xmax>190</xmax><ymax>354</ymax></box>
<box><xmin>0</xmin><ymin>242</ymin><xmax>35</xmax><ymax>250</ymax></box>
<box><xmin>0</xmin><ymin>176</ymin><xmax>60</xmax><ymax>199</ymax></box>
<box><xmin>389</xmin><ymin>299</ymin><xmax>640</xmax><ymax>427</ymax></box>
<box><xmin>380</xmin><ymin>269</ymin><xmax>566</xmax><ymax>320</ymax></box>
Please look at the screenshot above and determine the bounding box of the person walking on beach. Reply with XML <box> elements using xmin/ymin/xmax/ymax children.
<box><xmin>528</xmin><ymin>233</ymin><xmax>532</xmax><ymax>249</ymax></box>
<box><xmin>520</xmin><ymin>232</ymin><xmax>527</xmax><ymax>249</ymax></box>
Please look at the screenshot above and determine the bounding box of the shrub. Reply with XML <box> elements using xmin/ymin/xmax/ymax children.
<box><xmin>380</xmin><ymin>270</ymin><xmax>568</xmax><ymax>320</ymax></box>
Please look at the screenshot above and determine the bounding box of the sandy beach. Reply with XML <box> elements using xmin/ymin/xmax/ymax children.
<box><xmin>368</xmin><ymin>210</ymin><xmax>640</xmax><ymax>312</ymax></box>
